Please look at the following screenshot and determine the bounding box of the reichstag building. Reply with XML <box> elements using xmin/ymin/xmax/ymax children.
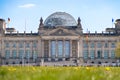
<box><xmin>0</xmin><ymin>12</ymin><xmax>119</xmax><ymax>66</ymax></box>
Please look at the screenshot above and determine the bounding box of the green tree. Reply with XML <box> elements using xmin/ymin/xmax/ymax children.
<box><xmin>115</xmin><ymin>42</ymin><xmax>120</xmax><ymax>59</ymax></box>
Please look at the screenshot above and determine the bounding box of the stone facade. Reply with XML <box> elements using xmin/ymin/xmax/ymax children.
<box><xmin>0</xmin><ymin>12</ymin><xmax>119</xmax><ymax>66</ymax></box>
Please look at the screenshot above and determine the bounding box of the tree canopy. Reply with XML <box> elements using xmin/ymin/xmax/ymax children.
<box><xmin>115</xmin><ymin>42</ymin><xmax>120</xmax><ymax>58</ymax></box>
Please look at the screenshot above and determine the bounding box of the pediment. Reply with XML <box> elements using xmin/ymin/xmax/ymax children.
<box><xmin>43</xmin><ymin>27</ymin><xmax>79</xmax><ymax>36</ymax></box>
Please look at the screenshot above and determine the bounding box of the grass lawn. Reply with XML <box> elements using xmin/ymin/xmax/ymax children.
<box><xmin>0</xmin><ymin>66</ymin><xmax>120</xmax><ymax>80</ymax></box>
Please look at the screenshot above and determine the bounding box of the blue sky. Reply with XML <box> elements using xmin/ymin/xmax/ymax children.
<box><xmin>0</xmin><ymin>0</ymin><xmax>120</xmax><ymax>33</ymax></box>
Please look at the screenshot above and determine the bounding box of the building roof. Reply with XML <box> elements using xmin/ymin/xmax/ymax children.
<box><xmin>44</xmin><ymin>12</ymin><xmax>77</xmax><ymax>27</ymax></box>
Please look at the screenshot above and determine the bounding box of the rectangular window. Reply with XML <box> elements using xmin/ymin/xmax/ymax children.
<box><xmin>19</xmin><ymin>50</ymin><xmax>24</xmax><ymax>59</ymax></box>
<box><xmin>58</xmin><ymin>41</ymin><xmax>63</xmax><ymax>57</ymax></box>
<box><xmin>72</xmin><ymin>40</ymin><xmax>77</xmax><ymax>57</ymax></box>
<box><xmin>33</xmin><ymin>50</ymin><xmax>38</xmax><ymax>59</ymax></box>
<box><xmin>111</xmin><ymin>50</ymin><xmax>115</xmax><ymax>58</ymax></box>
<box><xmin>5</xmin><ymin>43</ymin><xmax>10</xmax><ymax>48</ymax></box>
<box><xmin>104</xmin><ymin>50</ymin><xmax>109</xmax><ymax>59</ymax></box>
<box><xmin>51</xmin><ymin>41</ymin><xmax>56</xmax><ymax>57</ymax></box>
<box><xmin>12</xmin><ymin>42</ymin><xmax>16</xmax><ymax>48</ymax></box>
<box><xmin>25</xmin><ymin>50</ymin><xmax>31</xmax><ymax>59</ymax></box>
<box><xmin>111</xmin><ymin>43</ymin><xmax>116</xmax><ymax>48</ymax></box>
<box><xmin>90</xmin><ymin>50</ymin><xmax>95</xmax><ymax>59</ymax></box>
<box><xmin>44</xmin><ymin>40</ymin><xmax>49</xmax><ymax>57</ymax></box>
<box><xmin>5</xmin><ymin>50</ymin><xmax>10</xmax><ymax>59</ymax></box>
<box><xmin>90</xmin><ymin>43</ymin><xmax>95</xmax><ymax>48</ymax></box>
<box><xmin>65</xmin><ymin>41</ymin><xmax>70</xmax><ymax>57</ymax></box>
<box><xmin>97</xmin><ymin>42</ymin><xmax>102</xmax><ymax>48</ymax></box>
<box><xmin>12</xmin><ymin>50</ymin><xmax>17</xmax><ymax>58</ymax></box>
<box><xmin>104</xmin><ymin>43</ymin><xmax>108</xmax><ymax>48</ymax></box>
<box><xmin>83</xmin><ymin>42</ymin><xmax>88</xmax><ymax>48</ymax></box>
<box><xmin>83</xmin><ymin>50</ymin><xmax>88</xmax><ymax>59</ymax></box>
<box><xmin>19</xmin><ymin>42</ymin><xmax>23</xmax><ymax>48</ymax></box>
<box><xmin>26</xmin><ymin>43</ymin><xmax>30</xmax><ymax>48</ymax></box>
<box><xmin>33</xmin><ymin>42</ymin><xmax>37</xmax><ymax>48</ymax></box>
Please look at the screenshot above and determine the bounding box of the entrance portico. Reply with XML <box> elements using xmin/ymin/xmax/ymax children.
<box><xmin>41</xmin><ymin>36</ymin><xmax>81</xmax><ymax>62</ymax></box>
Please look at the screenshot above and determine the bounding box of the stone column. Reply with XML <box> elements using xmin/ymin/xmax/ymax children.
<box><xmin>108</xmin><ymin>41</ymin><xmax>111</xmax><ymax>58</ymax></box>
<box><xmin>48</xmin><ymin>40</ymin><xmax>51</xmax><ymax>61</ymax></box>
<box><xmin>87</xmin><ymin>41</ymin><xmax>90</xmax><ymax>58</ymax></box>
<box><xmin>31</xmin><ymin>41</ymin><xmax>33</xmax><ymax>62</ymax></box>
<box><xmin>41</xmin><ymin>40</ymin><xmax>44</xmax><ymax>58</ymax></box>
<box><xmin>62</xmin><ymin>39</ymin><xmax>65</xmax><ymax>61</ymax></box>
<box><xmin>63</xmin><ymin>40</ymin><xmax>65</xmax><ymax>57</ymax></box>
<box><xmin>77</xmin><ymin>40</ymin><xmax>80</xmax><ymax>58</ymax></box>
<box><xmin>95</xmin><ymin>41</ymin><xmax>97</xmax><ymax>58</ymax></box>
<box><xmin>101</xmin><ymin>41</ymin><xmax>104</xmax><ymax>58</ymax></box>
<box><xmin>70</xmin><ymin>40</ymin><xmax>72</xmax><ymax>58</ymax></box>
<box><xmin>16</xmin><ymin>41</ymin><xmax>19</xmax><ymax>62</ymax></box>
<box><xmin>55</xmin><ymin>40</ymin><xmax>58</xmax><ymax>61</ymax></box>
<box><xmin>38</xmin><ymin>38</ymin><xmax>41</xmax><ymax>58</ymax></box>
<box><xmin>9</xmin><ymin>41</ymin><xmax>12</xmax><ymax>59</ymax></box>
<box><xmin>78</xmin><ymin>37</ymin><xmax>83</xmax><ymax>63</ymax></box>
<box><xmin>79</xmin><ymin>38</ymin><xmax>83</xmax><ymax>58</ymax></box>
<box><xmin>24</xmin><ymin>41</ymin><xmax>26</xmax><ymax>62</ymax></box>
<box><xmin>1</xmin><ymin>39</ymin><xmax>5</xmax><ymax>64</ymax></box>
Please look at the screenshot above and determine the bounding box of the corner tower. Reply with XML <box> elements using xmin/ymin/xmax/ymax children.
<box><xmin>0</xmin><ymin>19</ymin><xmax>5</xmax><ymax>36</ymax></box>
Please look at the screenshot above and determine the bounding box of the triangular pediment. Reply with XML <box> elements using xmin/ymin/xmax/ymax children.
<box><xmin>43</xmin><ymin>27</ymin><xmax>79</xmax><ymax>36</ymax></box>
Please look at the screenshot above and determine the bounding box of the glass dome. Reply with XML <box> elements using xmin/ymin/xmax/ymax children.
<box><xmin>44</xmin><ymin>12</ymin><xmax>77</xmax><ymax>27</ymax></box>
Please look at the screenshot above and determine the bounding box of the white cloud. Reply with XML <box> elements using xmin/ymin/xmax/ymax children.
<box><xmin>18</xmin><ymin>3</ymin><xmax>36</xmax><ymax>8</ymax></box>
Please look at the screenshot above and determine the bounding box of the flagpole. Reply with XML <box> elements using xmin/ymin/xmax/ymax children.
<box><xmin>25</xmin><ymin>19</ymin><xmax>26</xmax><ymax>32</ymax></box>
<box><xmin>112</xmin><ymin>18</ymin><xmax>114</xmax><ymax>28</ymax></box>
<box><xmin>7</xmin><ymin>18</ymin><xmax>10</xmax><ymax>28</ymax></box>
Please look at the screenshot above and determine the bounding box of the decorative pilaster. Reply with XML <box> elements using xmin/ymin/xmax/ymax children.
<box><xmin>49</xmin><ymin>40</ymin><xmax>51</xmax><ymax>58</ymax></box>
<box><xmin>79</xmin><ymin>37</ymin><xmax>83</xmax><ymax>58</ymax></box>
<box><xmin>41</xmin><ymin>40</ymin><xmax>44</xmax><ymax>58</ymax></box>
<box><xmin>95</xmin><ymin>41</ymin><xmax>97</xmax><ymax>58</ymax></box>
<box><xmin>87</xmin><ymin>41</ymin><xmax>90</xmax><ymax>58</ymax></box>
<box><xmin>38</xmin><ymin>38</ymin><xmax>41</xmax><ymax>58</ymax></box>
<box><xmin>55</xmin><ymin>40</ymin><xmax>58</xmax><ymax>58</ymax></box>
<box><xmin>16</xmin><ymin>41</ymin><xmax>19</xmax><ymax>59</ymax></box>
<box><xmin>63</xmin><ymin>39</ymin><xmax>65</xmax><ymax>57</ymax></box>
<box><xmin>23</xmin><ymin>41</ymin><xmax>26</xmax><ymax>62</ymax></box>
<box><xmin>108</xmin><ymin>41</ymin><xmax>111</xmax><ymax>58</ymax></box>
<box><xmin>101</xmin><ymin>41</ymin><xmax>104</xmax><ymax>58</ymax></box>
<box><xmin>77</xmin><ymin>40</ymin><xmax>80</xmax><ymax>58</ymax></box>
<box><xmin>70</xmin><ymin>40</ymin><xmax>72</xmax><ymax>57</ymax></box>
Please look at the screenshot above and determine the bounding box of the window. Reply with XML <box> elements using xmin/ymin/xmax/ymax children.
<box><xmin>51</xmin><ymin>41</ymin><xmax>56</xmax><ymax>57</ymax></box>
<box><xmin>111</xmin><ymin>50</ymin><xmax>115</xmax><ymax>58</ymax></box>
<box><xmin>44</xmin><ymin>40</ymin><xmax>49</xmax><ymax>57</ymax></box>
<box><xmin>12</xmin><ymin>42</ymin><xmax>16</xmax><ymax>48</ymax></box>
<box><xmin>104</xmin><ymin>50</ymin><xmax>109</xmax><ymax>59</ymax></box>
<box><xmin>25</xmin><ymin>50</ymin><xmax>31</xmax><ymax>59</ymax></box>
<box><xmin>97</xmin><ymin>50</ymin><xmax>102</xmax><ymax>58</ymax></box>
<box><xmin>90</xmin><ymin>50</ymin><xmax>95</xmax><ymax>59</ymax></box>
<box><xmin>97</xmin><ymin>42</ymin><xmax>102</xmax><ymax>48</ymax></box>
<box><xmin>26</xmin><ymin>43</ymin><xmax>30</xmax><ymax>48</ymax></box>
<box><xmin>19</xmin><ymin>50</ymin><xmax>24</xmax><ymax>59</ymax></box>
<box><xmin>65</xmin><ymin>41</ymin><xmax>70</xmax><ymax>57</ymax></box>
<box><xmin>72</xmin><ymin>40</ymin><xmax>77</xmax><ymax>57</ymax></box>
<box><xmin>83</xmin><ymin>50</ymin><xmax>88</xmax><ymax>59</ymax></box>
<box><xmin>104</xmin><ymin>43</ymin><xmax>108</xmax><ymax>48</ymax></box>
<box><xmin>5</xmin><ymin>43</ymin><xmax>9</xmax><ymax>48</ymax></box>
<box><xmin>33</xmin><ymin>42</ymin><xmax>37</xmax><ymax>48</ymax></box>
<box><xmin>111</xmin><ymin>43</ymin><xmax>116</xmax><ymax>48</ymax></box>
<box><xmin>12</xmin><ymin>50</ymin><xmax>17</xmax><ymax>58</ymax></box>
<box><xmin>19</xmin><ymin>42</ymin><xmax>23</xmax><ymax>48</ymax></box>
<box><xmin>83</xmin><ymin>42</ymin><xmax>88</xmax><ymax>48</ymax></box>
<box><xmin>33</xmin><ymin>50</ymin><xmax>38</xmax><ymax>60</ymax></box>
<box><xmin>58</xmin><ymin>41</ymin><xmax>63</xmax><ymax>57</ymax></box>
<box><xmin>90</xmin><ymin>43</ymin><xmax>95</xmax><ymax>48</ymax></box>
<box><xmin>5</xmin><ymin>50</ymin><xmax>10</xmax><ymax>59</ymax></box>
